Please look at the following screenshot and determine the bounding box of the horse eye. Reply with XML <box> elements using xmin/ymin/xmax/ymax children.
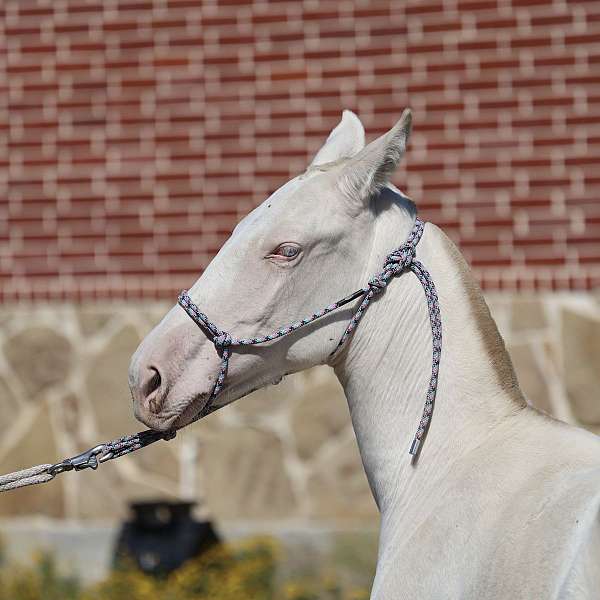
<box><xmin>273</xmin><ymin>244</ymin><xmax>301</xmax><ymax>259</ymax></box>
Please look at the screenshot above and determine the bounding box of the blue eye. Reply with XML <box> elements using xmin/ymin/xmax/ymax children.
<box><xmin>273</xmin><ymin>244</ymin><xmax>301</xmax><ymax>259</ymax></box>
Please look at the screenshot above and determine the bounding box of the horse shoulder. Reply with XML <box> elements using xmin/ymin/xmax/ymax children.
<box><xmin>553</xmin><ymin>461</ymin><xmax>600</xmax><ymax>600</ymax></box>
<box><xmin>522</xmin><ymin>418</ymin><xmax>600</xmax><ymax>600</ymax></box>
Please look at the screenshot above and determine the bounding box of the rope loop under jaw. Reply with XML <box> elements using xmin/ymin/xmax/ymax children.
<box><xmin>178</xmin><ymin>216</ymin><xmax>442</xmax><ymax>460</ymax></box>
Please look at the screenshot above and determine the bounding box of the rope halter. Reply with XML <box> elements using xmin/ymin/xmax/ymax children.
<box><xmin>0</xmin><ymin>217</ymin><xmax>441</xmax><ymax>493</ymax></box>
<box><xmin>178</xmin><ymin>217</ymin><xmax>442</xmax><ymax>457</ymax></box>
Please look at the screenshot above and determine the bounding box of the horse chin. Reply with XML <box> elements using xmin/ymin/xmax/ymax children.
<box><xmin>168</xmin><ymin>372</ymin><xmax>289</xmax><ymax>430</ymax></box>
<box><xmin>133</xmin><ymin>402</ymin><xmax>179</xmax><ymax>432</ymax></box>
<box><xmin>171</xmin><ymin>394</ymin><xmax>212</xmax><ymax>430</ymax></box>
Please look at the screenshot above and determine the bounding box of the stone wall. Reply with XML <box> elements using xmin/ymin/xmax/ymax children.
<box><xmin>0</xmin><ymin>293</ymin><xmax>599</xmax><ymax>524</ymax></box>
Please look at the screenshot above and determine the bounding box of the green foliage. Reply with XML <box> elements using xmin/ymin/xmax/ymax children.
<box><xmin>281</xmin><ymin>572</ymin><xmax>369</xmax><ymax>600</ymax></box>
<box><xmin>0</xmin><ymin>551</ymin><xmax>81</xmax><ymax>600</ymax></box>
<box><xmin>0</xmin><ymin>538</ymin><xmax>370</xmax><ymax>600</ymax></box>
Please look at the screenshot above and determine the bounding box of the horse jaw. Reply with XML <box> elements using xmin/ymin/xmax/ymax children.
<box><xmin>128</xmin><ymin>109</ymin><xmax>411</xmax><ymax>433</ymax></box>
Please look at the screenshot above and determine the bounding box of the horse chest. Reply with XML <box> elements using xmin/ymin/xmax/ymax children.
<box><xmin>371</xmin><ymin>453</ymin><xmax>599</xmax><ymax>600</ymax></box>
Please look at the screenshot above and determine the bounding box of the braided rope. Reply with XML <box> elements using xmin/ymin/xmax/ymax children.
<box><xmin>0</xmin><ymin>429</ymin><xmax>175</xmax><ymax>492</ymax></box>
<box><xmin>0</xmin><ymin>464</ymin><xmax>55</xmax><ymax>492</ymax></box>
<box><xmin>103</xmin><ymin>429</ymin><xmax>176</xmax><ymax>459</ymax></box>
<box><xmin>178</xmin><ymin>217</ymin><xmax>442</xmax><ymax>456</ymax></box>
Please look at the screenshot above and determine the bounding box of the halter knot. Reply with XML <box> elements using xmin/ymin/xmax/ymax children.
<box><xmin>214</xmin><ymin>332</ymin><xmax>233</xmax><ymax>350</ymax></box>
<box><xmin>384</xmin><ymin>242</ymin><xmax>416</xmax><ymax>273</ymax></box>
<box><xmin>367</xmin><ymin>275</ymin><xmax>387</xmax><ymax>293</ymax></box>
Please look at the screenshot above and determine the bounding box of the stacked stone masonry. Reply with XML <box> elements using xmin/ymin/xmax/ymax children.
<box><xmin>0</xmin><ymin>294</ymin><xmax>598</xmax><ymax>522</ymax></box>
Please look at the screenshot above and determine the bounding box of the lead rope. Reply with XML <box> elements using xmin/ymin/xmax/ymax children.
<box><xmin>0</xmin><ymin>429</ymin><xmax>176</xmax><ymax>492</ymax></box>
<box><xmin>0</xmin><ymin>217</ymin><xmax>441</xmax><ymax>492</ymax></box>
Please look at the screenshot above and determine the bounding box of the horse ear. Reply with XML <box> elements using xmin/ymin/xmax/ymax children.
<box><xmin>339</xmin><ymin>108</ymin><xmax>412</xmax><ymax>207</ymax></box>
<box><xmin>310</xmin><ymin>110</ymin><xmax>365</xmax><ymax>166</ymax></box>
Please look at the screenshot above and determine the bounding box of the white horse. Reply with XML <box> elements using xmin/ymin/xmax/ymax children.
<box><xmin>129</xmin><ymin>109</ymin><xmax>600</xmax><ymax>599</ymax></box>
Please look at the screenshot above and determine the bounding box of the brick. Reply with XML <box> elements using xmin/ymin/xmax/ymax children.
<box><xmin>2</xmin><ymin>0</ymin><xmax>599</xmax><ymax>298</ymax></box>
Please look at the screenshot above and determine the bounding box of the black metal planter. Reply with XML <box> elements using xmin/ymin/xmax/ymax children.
<box><xmin>113</xmin><ymin>501</ymin><xmax>220</xmax><ymax>577</ymax></box>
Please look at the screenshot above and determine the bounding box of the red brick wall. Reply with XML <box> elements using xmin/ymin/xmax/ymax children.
<box><xmin>2</xmin><ymin>0</ymin><xmax>599</xmax><ymax>300</ymax></box>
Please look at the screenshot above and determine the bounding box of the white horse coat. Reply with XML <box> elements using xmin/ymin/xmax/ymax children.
<box><xmin>129</xmin><ymin>110</ymin><xmax>600</xmax><ymax>599</ymax></box>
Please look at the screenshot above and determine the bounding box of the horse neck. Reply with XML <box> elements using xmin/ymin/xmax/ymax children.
<box><xmin>333</xmin><ymin>199</ymin><xmax>527</xmax><ymax>526</ymax></box>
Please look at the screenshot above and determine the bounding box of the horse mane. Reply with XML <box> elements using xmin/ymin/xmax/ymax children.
<box><xmin>432</xmin><ymin>223</ymin><xmax>527</xmax><ymax>408</ymax></box>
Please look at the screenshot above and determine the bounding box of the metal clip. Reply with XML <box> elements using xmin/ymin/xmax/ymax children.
<box><xmin>47</xmin><ymin>445</ymin><xmax>108</xmax><ymax>477</ymax></box>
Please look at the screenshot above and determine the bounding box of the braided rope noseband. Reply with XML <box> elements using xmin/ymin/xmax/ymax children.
<box><xmin>0</xmin><ymin>217</ymin><xmax>441</xmax><ymax>492</ymax></box>
<box><xmin>178</xmin><ymin>217</ymin><xmax>442</xmax><ymax>457</ymax></box>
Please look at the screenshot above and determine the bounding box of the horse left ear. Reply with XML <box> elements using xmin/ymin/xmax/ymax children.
<box><xmin>310</xmin><ymin>110</ymin><xmax>365</xmax><ymax>166</ymax></box>
<box><xmin>339</xmin><ymin>108</ymin><xmax>412</xmax><ymax>207</ymax></box>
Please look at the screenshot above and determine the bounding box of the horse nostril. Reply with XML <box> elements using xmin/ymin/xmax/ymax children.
<box><xmin>143</xmin><ymin>367</ymin><xmax>163</xmax><ymax>413</ymax></box>
<box><xmin>148</xmin><ymin>368</ymin><xmax>161</xmax><ymax>395</ymax></box>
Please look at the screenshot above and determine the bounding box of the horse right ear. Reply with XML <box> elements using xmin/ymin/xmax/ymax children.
<box><xmin>310</xmin><ymin>110</ymin><xmax>365</xmax><ymax>167</ymax></box>
<box><xmin>338</xmin><ymin>108</ymin><xmax>412</xmax><ymax>210</ymax></box>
